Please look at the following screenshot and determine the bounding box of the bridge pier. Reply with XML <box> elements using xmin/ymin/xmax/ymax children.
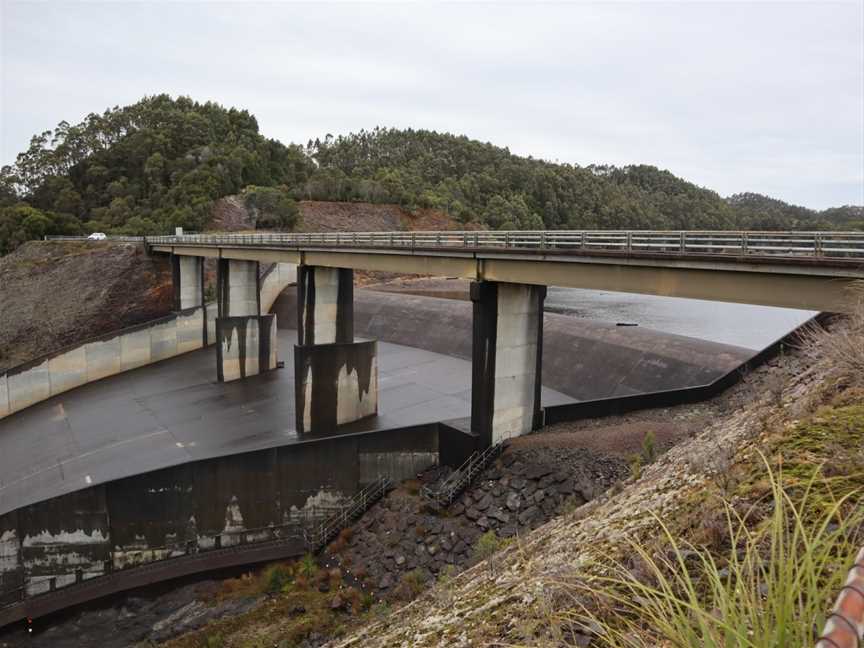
<box><xmin>294</xmin><ymin>265</ymin><xmax>378</xmax><ymax>434</ymax></box>
<box><xmin>216</xmin><ymin>259</ymin><xmax>277</xmax><ymax>382</ymax></box>
<box><xmin>172</xmin><ymin>255</ymin><xmax>204</xmax><ymax>310</ymax></box>
<box><xmin>297</xmin><ymin>265</ymin><xmax>354</xmax><ymax>345</ymax></box>
<box><xmin>471</xmin><ymin>281</ymin><xmax>546</xmax><ymax>446</ymax></box>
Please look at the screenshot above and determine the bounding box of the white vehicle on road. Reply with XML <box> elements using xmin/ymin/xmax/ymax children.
<box><xmin>87</xmin><ymin>232</ymin><xmax>107</xmax><ymax>240</ymax></box>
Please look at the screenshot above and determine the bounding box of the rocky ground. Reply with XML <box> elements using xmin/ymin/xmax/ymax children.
<box><xmin>0</xmin><ymin>240</ymin><xmax>172</xmax><ymax>373</ymax></box>
<box><xmin>0</xmin><ymin>579</ymin><xmax>262</xmax><ymax>648</ymax></box>
<box><xmin>325</xmin><ymin>445</ymin><xmax>627</xmax><ymax>604</ymax></box>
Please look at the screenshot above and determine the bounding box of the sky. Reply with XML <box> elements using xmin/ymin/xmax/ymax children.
<box><xmin>1</xmin><ymin>1</ymin><xmax>862</xmax><ymax>209</ymax></box>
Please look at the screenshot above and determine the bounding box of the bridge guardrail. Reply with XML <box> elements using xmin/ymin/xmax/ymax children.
<box><xmin>45</xmin><ymin>230</ymin><xmax>864</xmax><ymax>259</ymax></box>
<box><xmin>73</xmin><ymin>230</ymin><xmax>864</xmax><ymax>259</ymax></box>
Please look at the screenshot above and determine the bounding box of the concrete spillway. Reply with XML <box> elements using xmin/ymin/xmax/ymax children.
<box><xmin>0</xmin><ymin>329</ymin><xmax>572</xmax><ymax>517</ymax></box>
<box><xmin>275</xmin><ymin>289</ymin><xmax>753</xmax><ymax>401</ymax></box>
<box><xmin>0</xmin><ymin>289</ymin><xmax>751</xmax><ymax>517</ymax></box>
<box><xmin>0</xmin><ymin>287</ymin><xmax>754</xmax><ymax>621</ymax></box>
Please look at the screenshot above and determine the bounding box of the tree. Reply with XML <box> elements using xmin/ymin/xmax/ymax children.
<box><xmin>242</xmin><ymin>185</ymin><xmax>299</xmax><ymax>230</ymax></box>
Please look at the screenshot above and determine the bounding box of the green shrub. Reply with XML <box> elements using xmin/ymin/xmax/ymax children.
<box><xmin>641</xmin><ymin>430</ymin><xmax>656</xmax><ymax>464</ymax></box>
<box><xmin>298</xmin><ymin>553</ymin><xmax>318</xmax><ymax>579</ymax></box>
<box><xmin>243</xmin><ymin>185</ymin><xmax>299</xmax><ymax>230</ymax></box>
<box><xmin>262</xmin><ymin>563</ymin><xmax>291</xmax><ymax>594</ymax></box>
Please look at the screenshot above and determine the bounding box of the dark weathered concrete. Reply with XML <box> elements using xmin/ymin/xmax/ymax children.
<box><xmin>0</xmin><ymin>329</ymin><xmax>571</xmax><ymax>518</ymax></box>
<box><xmin>297</xmin><ymin>266</ymin><xmax>354</xmax><ymax>345</ymax></box>
<box><xmin>295</xmin><ymin>341</ymin><xmax>378</xmax><ymax>435</ymax></box>
<box><xmin>470</xmin><ymin>281</ymin><xmax>547</xmax><ymax>446</ymax></box>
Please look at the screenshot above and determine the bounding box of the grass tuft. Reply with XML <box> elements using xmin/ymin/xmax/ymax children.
<box><xmin>555</xmin><ymin>456</ymin><xmax>862</xmax><ymax>647</ymax></box>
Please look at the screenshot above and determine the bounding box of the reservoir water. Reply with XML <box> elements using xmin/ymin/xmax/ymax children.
<box><xmin>546</xmin><ymin>287</ymin><xmax>816</xmax><ymax>350</ymax></box>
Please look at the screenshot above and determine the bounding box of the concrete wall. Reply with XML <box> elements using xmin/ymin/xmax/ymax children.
<box><xmin>0</xmin><ymin>263</ymin><xmax>297</xmax><ymax>421</ymax></box>
<box><xmin>216</xmin><ymin>314</ymin><xmax>279</xmax><ymax>382</ymax></box>
<box><xmin>0</xmin><ymin>307</ymin><xmax>206</xmax><ymax>419</ymax></box>
<box><xmin>0</xmin><ymin>422</ymin><xmax>440</xmax><ymax>604</ymax></box>
<box><xmin>295</xmin><ymin>341</ymin><xmax>378</xmax><ymax>435</ymax></box>
<box><xmin>297</xmin><ymin>266</ymin><xmax>354</xmax><ymax>345</ymax></box>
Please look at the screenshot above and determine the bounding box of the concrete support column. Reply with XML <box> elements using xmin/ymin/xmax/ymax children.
<box><xmin>217</xmin><ymin>259</ymin><xmax>261</xmax><ymax>318</ymax></box>
<box><xmin>471</xmin><ymin>281</ymin><xmax>546</xmax><ymax>446</ymax></box>
<box><xmin>297</xmin><ymin>266</ymin><xmax>353</xmax><ymax>346</ymax></box>
<box><xmin>216</xmin><ymin>259</ymin><xmax>277</xmax><ymax>382</ymax></box>
<box><xmin>294</xmin><ymin>266</ymin><xmax>378</xmax><ymax>435</ymax></box>
<box><xmin>172</xmin><ymin>255</ymin><xmax>204</xmax><ymax>310</ymax></box>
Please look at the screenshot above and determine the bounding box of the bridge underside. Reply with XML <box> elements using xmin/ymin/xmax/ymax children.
<box><xmin>153</xmin><ymin>245</ymin><xmax>863</xmax><ymax>313</ymax></box>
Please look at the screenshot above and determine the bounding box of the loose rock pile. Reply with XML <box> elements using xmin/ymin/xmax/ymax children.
<box><xmin>330</xmin><ymin>445</ymin><xmax>627</xmax><ymax>599</ymax></box>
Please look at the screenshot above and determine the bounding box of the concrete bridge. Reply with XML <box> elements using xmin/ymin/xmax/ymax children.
<box><xmin>149</xmin><ymin>229</ymin><xmax>864</xmax><ymax>447</ymax></box>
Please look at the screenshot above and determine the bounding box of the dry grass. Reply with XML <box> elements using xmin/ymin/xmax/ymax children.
<box><xmin>795</xmin><ymin>281</ymin><xmax>864</xmax><ymax>389</ymax></box>
<box><xmin>555</xmin><ymin>458</ymin><xmax>863</xmax><ymax>648</ymax></box>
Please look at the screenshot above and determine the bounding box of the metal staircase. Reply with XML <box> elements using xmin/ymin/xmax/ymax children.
<box><xmin>303</xmin><ymin>475</ymin><xmax>393</xmax><ymax>551</ymax></box>
<box><xmin>421</xmin><ymin>441</ymin><xmax>504</xmax><ymax>509</ymax></box>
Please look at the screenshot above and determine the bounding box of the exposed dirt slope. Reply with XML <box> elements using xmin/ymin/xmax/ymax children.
<box><xmin>0</xmin><ymin>241</ymin><xmax>172</xmax><ymax>373</ymax></box>
<box><xmin>209</xmin><ymin>197</ymin><xmax>473</xmax><ymax>233</ymax></box>
<box><xmin>297</xmin><ymin>201</ymin><xmax>471</xmax><ymax>232</ymax></box>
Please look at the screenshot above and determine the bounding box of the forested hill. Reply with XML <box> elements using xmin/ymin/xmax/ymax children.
<box><xmin>1</xmin><ymin>96</ymin><xmax>860</xmax><ymax>254</ymax></box>
<box><xmin>304</xmin><ymin>129</ymin><xmax>862</xmax><ymax>230</ymax></box>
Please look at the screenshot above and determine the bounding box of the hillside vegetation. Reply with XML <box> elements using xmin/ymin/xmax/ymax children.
<box><xmin>1</xmin><ymin>95</ymin><xmax>861</xmax><ymax>254</ymax></box>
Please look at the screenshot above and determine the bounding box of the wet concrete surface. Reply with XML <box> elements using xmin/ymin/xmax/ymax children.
<box><xmin>0</xmin><ymin>330</ymin><xmax>572</xmax><ymax>516</ymax></box>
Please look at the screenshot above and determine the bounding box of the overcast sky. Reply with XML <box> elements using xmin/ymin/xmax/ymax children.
<box><xmin>1</xmin><ymin>1</ymin><xmax>862</xmax><ymax>209</ymax></box>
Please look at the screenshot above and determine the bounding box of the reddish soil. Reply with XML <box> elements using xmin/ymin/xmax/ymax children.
<box><xmin>208</xmin><ymin>197</ymin><xmax>480</xmax><ymax>234</ymax></box>
<box><xmin>296</xmin><ymin>200</ymin><xmax>475</xmax><ymax>233</ymax></box>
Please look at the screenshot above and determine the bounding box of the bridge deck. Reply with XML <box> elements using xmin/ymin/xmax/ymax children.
<box><xmin>140</xmin><ymin>230</ymin><xmax>864</xmax><ymax>312</ymax></box>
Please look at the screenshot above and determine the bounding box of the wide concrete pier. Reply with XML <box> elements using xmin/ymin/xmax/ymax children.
<box><xmin>216</xmin><ymin>259</ymin><xmax>277</xmax><ymax>382</ymax></box>
<box><xmin>471</xmin><ymin>281</ymin><xmax>546</xmax><ymax>445</ymax></box>
<box><xmin>294</xmin><ymin>265</ymin><xmax>378</xmax><ymax>434</ymax></box>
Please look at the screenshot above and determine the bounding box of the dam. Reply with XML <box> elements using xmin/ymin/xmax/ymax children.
<box><xmin>0</xmin><ymin>229</ymin><xmax>861</xmax><ymax>627</ymax></box>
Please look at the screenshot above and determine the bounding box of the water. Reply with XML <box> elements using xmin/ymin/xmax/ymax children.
<box><xmin>546</xmin><ymin>287</ymin><xmax>816</xmax><ymax>350</ymax></box>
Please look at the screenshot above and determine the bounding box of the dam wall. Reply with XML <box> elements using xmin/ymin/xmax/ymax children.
<box><xmin>273</xmin><ymin>289</ymin><xmax>753</xmax><ymax>401</ymax></box>
<box><xmin>0</xmin><ymin>263</ymin><xmax>295</xmax><ymax>420</ymax></box>
<box><xmin>0</xmin><ymin>422</ymin><xmax>440</xmax><ymax>613</ymax></box>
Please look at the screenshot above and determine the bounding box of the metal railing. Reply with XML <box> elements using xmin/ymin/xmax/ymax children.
<box><xmin>421</xmin><ymin>442</ymin><xmax>505</xmax><ymax>509</ymax></box>
<box><xmin>45</xmin><ymin>230</ymin><xmax>864</xmax><ymax>259</ymax></box>
<box><xmin>0</xmin><ymin>494</ymin><xmax>387</xmax><ymax>613</ymax></box>
<box><xmin>105</xmin><ymin>230</ymin><xmax>864</xmax><ymax>260</ymax></box>
<box><xmin>304</xmin><ymin>475</ymin><xmax>393</xmax><ymax>551</ymax></box>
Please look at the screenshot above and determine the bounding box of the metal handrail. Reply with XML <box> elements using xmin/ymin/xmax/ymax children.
<box><xmin>46</xmin><ymin>229</ymin><xmax>863</xmax><ymax>260</ymax></box>
<box><xmin>0</xmin><ymin>509</ymin><xmax>339</xmax><ymax>610</ymax></box>
<box><xmin>303</xmin><ymin>475</ymin><xmax>393</xmax><ymax>551</ymax></box>
<box><xmin>422</xmin><ymin>441</ymin><xmax>505</xmax><ymax>509</ymax></box>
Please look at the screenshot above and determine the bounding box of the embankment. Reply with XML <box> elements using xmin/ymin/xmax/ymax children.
<box><xmin>0</xmin><ymin>241</ymin><xmax>173</xmax><ymax>374</ymax></box>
